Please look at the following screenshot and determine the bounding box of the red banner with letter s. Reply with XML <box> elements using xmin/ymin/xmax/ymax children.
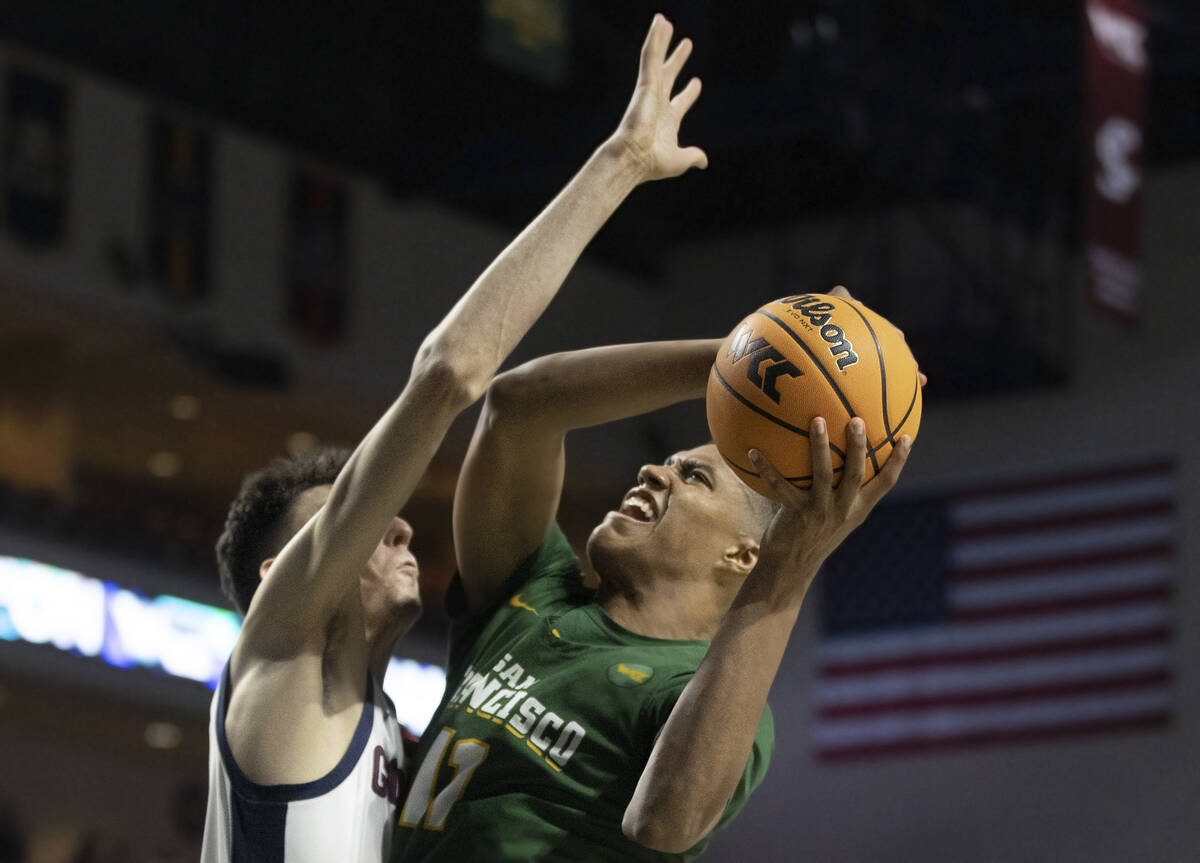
<box><xmin>1083</xmin><ymin>0</ymin><xmax>1148</xmax><ymax>323</ymax></box>
<box><xmin>285</xmin><ymin>171</ymin><xmax>349</xmax><ymax>346</ymax></box>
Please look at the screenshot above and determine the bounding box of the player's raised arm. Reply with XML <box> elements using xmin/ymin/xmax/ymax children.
<box><xmin>236</xmin><ymin>12</ymin><xmax>708</xmax><ymax>661</ymax></box>
<box><xmin>453</xmin><ymin>338</ymin><xmax>721</xmax><ymax>613</ymax></box>
<box><xmin>622</xmin><ymin>422</ymin><xmax>912</xmax><ymax>853</ymax></box>
<box><xmin>446</xmin><ymin>15</ymin><xmax>709</xmax><ymax>612</ymax></box>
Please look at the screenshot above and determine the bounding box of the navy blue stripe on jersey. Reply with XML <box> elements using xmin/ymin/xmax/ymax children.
<box><xmin>379</xmin><ymin>685</ymin><xmax>398</xmax><ymax>718</ymax></box>
<box><xmin>231</xmin><ymin>795</ymin><xmax>287</xmax><ymax>863</ymax></box>
<box><xmin>215</xmin><ymin>663</ymin><xmax>377</xmax><ymax>802</ymax></box>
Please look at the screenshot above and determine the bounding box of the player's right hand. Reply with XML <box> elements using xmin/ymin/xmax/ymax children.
<box><xmin>749</xmin><ymin>417</ymin><xmax>911</xmax><ymax>593</ymax></box>
<box><xmin>609</xmin><ymin>13</ymin><xmax>708</xmax><ymax>182</ymax></box>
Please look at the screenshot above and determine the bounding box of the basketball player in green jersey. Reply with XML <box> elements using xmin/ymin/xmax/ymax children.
<box><xmin>393</xmin><ymin>329</ymin><xmax>912</xmax><ymax>863</ymax></box>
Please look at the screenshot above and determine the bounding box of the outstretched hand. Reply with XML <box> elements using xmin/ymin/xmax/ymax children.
<box><xmin>610</xmin><ymin>13</ymin><xmax>708</xmax><ymax>181</ymax></box>
<box><xmin>749</xmin><ymin>417</ymin><xmax>911</xmax><ymax>591</ymax></box>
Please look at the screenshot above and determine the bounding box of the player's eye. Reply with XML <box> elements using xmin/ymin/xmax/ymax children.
<box><xmin>686</xmin><ymin>467</ymin><xmax>712</xmax><ymax>488</ymax></box>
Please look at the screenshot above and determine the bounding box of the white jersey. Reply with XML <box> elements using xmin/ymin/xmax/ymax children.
<box><xmin>201</xmin><ymin>664</ymin><xmax>412</xmax><ymax>863</ymax></box>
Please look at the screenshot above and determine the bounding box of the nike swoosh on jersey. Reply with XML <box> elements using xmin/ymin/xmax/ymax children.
<box><xmin>509</xmin><ymin>593</ymin><xmax>538</xmax><ymax>615</ymax></box>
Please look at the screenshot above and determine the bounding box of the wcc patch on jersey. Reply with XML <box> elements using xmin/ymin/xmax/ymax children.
<box><xmin>607</xmin><ymin>662</ymin><xmax>654</xmax><ymax>687</ymax></box>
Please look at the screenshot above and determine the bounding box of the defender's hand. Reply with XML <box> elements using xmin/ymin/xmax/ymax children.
<box><xmin>609</xmin><ymin>13</ymin><xmax>708</xmax><ymax>181</ymax></box>
<box><xmin>749</xmin><ymin>417</ymin><xmax>911</xmax><ymax>588</ymax></box>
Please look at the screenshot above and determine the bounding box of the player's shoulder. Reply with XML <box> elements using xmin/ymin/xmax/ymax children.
<box><xmin>487</xmin><ymin>529</ymin><xmax>590</xmax><ymax>620</ymax></box>
<box><xmin>633</xmin><ymin>658</ymin><xmax>774</xmax><ymax>731</ymax></box>
<box><xmin>514</xmin><ymin>523</ymin><xmax>584</xmax><ymax>588</ymax></box>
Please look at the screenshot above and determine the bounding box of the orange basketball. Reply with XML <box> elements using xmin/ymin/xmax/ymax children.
<box><xmin>706</xmin><ymin>293</ymin><xmax>922</xmax><ymax>499</ymax></box>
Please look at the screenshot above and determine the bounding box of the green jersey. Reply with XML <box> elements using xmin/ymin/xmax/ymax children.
<box><xmin>391</xmin><ymin>524</ymin><xmax>774</xmax><ymax>862</ymax></box>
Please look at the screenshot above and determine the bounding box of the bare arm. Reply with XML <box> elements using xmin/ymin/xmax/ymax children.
<box><xmin>622</xmin><ymin>420</ymin><xmax>913</xmax><ymax>852</ymax></box>
<box><xmin>236</xmin><ymin>13</ymin><xmax>709</xmax><ymax>662</ymax></box>
<box><xmin>454</xmin><ymin>339</ymin><xmax>721</xmax><ymax>612</ymax></box>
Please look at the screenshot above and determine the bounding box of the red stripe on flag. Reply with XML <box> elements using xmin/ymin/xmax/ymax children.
<box><xmin>953</xmin><ymin>500</ymin><xmax>1174</xmax><ymax>540</ymax></box>
<box><xmin>951</xmin><ymin>585</ymin><xmax>1172</xmax><ymax>622</ymax></box>
<box><xmin>950</xmin><ymin>542</ymin><xmax>1171</xmax><ymax>580</ymax></box>
<box><xmin>818</xmin><ymin>627</ymin><xmax>1169</xmax><ymax>677</ymax></box>
<box><xmin>815</xmin><ymin>712</ymin><xmax>1169</xmax><ymax>762</ymax></box>
<box><xmin>951</xmin><ymin>459</ymin><xmax>1171</xmax><ymax>503</ymax></box>
<box><xmin>816</xmin><ymin>669</ymin><xmax>1170</xmax><ymax>719</ymax></box>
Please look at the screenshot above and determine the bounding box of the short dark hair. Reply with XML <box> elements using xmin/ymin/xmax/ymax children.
<box><xmin>216</xmin><ymin>447</ymin><xmax>351</xmax><ymax>614</ymax></box>
<box><xmin>741</xmin><ymin>484</ymin><xmax>782</xmax><ymax>537</ymax></box>
<box><xmin>704</xmin><ymin>439</ymin><xmax>782</xmax><ymax>537</ymax></box>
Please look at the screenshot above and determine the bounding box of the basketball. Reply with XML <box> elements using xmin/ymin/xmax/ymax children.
<box><xmin>706</xmin><ymin>293</ymin><xmax>922</xmax><ymax>499</ymax></box>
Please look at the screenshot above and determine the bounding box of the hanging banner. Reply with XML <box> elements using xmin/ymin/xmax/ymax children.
<box><xmin>3</xmin><ymin>67</ymin><xmax>69</xmax><ymax>248</ymax></box>
<box><xmin>147</xmin><ymin>114</ymin><xmax>212</xmax><ymax>303</ymax></box>
<box><xmin>285</xmin><ymin>170</ymin><xmax>349</xmax><ymax>346</ymax></box>
<box><xmin>1083</xmin><ymin>0</ymin><xmax>1148</xmax><ymax>323</ymax></box>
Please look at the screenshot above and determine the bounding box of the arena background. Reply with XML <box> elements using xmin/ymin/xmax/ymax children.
<box><xmin>0</xmin><ymin>2</ymin><xmax>1197</xmax><ymax>861</ymax></box>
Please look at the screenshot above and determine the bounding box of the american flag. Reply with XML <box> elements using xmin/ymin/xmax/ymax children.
<box><xmin>812</xmin><ymin>458</ymin><xmax>1175</xmax><ymax>761</ymax></box>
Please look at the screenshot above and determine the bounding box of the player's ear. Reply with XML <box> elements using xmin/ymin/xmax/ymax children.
<box><xmin>722</xmin><ymin>537</ymin><xmax>759</xmax><ymax>576</ymax></box>
<box><xmin>259</xmin><ymin>557</ymin><xmax>276</xmax><ymax>582</ymax></box>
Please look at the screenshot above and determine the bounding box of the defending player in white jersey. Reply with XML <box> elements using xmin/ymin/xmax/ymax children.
<box><xmin>201</xmin><ymin>14</ymin><xmax>709</xmax><ymax>862</ymax></box>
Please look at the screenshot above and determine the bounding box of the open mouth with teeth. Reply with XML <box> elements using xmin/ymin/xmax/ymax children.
<box><xmin>617</xmin><ymin>490</ymin><xmax>660</xmax><ymax>523</ymax></box>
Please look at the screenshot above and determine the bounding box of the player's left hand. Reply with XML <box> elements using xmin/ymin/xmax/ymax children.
<box><xmin>749</xmin><ymin>416</ymin><xmax>911</xmax><ymax>590</ymax></box>
<box><xmin>609</xmin><ymin>13</ymin><xmax>708</xmax><ymax>181</ymax></box>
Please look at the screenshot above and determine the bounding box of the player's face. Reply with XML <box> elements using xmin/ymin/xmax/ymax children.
<box><xmin>362</xmin><ymin>512</ymin><xmax>422</xmax><ymax>625</ymax></box>
<box><xmin>587</xmin><ymin>443</ymin><xmax>756</xmax><ymax>583</ymax></box>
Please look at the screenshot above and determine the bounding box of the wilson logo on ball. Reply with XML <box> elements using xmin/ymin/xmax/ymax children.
<box><xmin>726</xmin><ymin>324</ymin><xmax>803</xmax><ymax>404</ymax></box>
<box><xmin>784</xmin><ymin>295</ymin><xmax>860</xmax><ymax>370</ymax></box>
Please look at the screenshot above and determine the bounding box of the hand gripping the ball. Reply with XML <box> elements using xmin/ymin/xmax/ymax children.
<box><xmin>607</xmin><ymin>13</ymin><xmax>708</xmax><ymax>181</ymax></box>
<box><xmin>748</xmin><ymin>416</ymin><xmax>912</xmax><ymax>590</ymax></box>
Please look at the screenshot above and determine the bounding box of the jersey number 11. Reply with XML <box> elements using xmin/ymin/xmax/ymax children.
<box><xmin>399</xmin><ymin>728</ymin><xmax>489</xmax><ymax>830</ymax></box>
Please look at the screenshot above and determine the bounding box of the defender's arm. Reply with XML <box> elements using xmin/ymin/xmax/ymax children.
<box><xmin>238</xmin><ymin>13</ymin><xmax>707</xmax><ymax>660</ymax></box>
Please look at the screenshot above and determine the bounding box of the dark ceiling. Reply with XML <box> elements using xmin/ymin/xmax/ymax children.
<box><xmin>2</xmin><ymin>0</ymin><xmax>1198</xmax><ymax>396</ymax></box>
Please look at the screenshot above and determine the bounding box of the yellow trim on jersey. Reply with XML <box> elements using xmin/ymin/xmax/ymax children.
<box><xmin>425</xmin><ymin>738</ymin><xmax>490</xmax><ymax>832</ymax></box>
<box><xmin>398</xmin><ymin>726</ymin><xmax>456</xmax><ymax>829</ymax></box>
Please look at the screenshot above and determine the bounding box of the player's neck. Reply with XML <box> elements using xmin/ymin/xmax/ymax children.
<box><xmin>597</xmin><ymin>579</ymin><xmax>722</xmax><ymax>641</ymax></box>
<box><xmin>365</xmin><ymin>609</ymin><xmax>419</xmax><ymax>681</ymax></box>
<box><xmin>367</xmin><ymin>639</ymin><xmax>394</xmax><ymax>682</ymax></box>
